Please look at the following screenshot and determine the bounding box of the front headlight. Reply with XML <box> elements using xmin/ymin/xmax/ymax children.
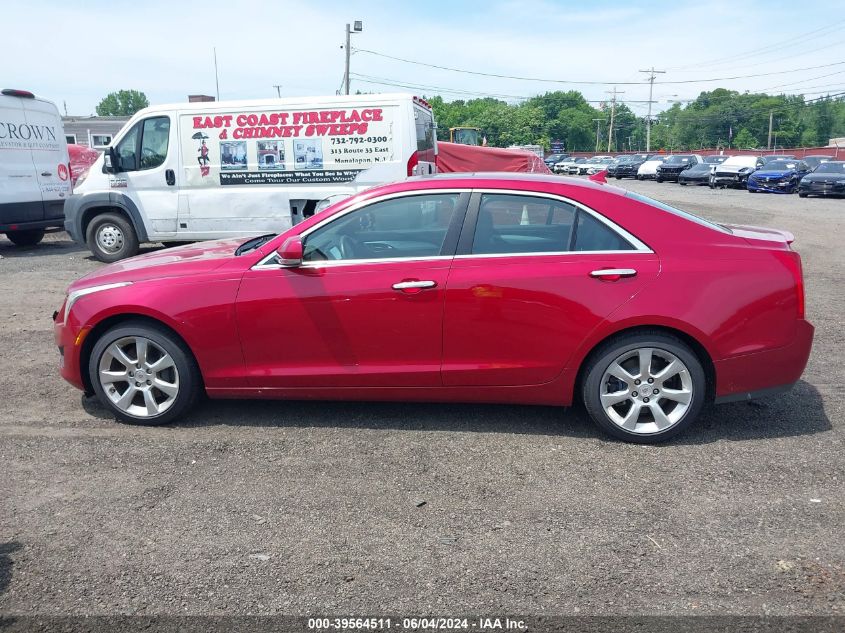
<box><xmin>65</xmin><ymin>282</ymin><xmax>132</xmax><ymax>324</ymax></box>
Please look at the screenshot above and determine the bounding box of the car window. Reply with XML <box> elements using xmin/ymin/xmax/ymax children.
<box><xmin>114</xmin><ymin>123</ymin><xmax>140</xmax><ymax>172</ymax></box>
<box><xmin>574</xmin><ymin>211</ymin><xmax>635</xmax><ymax>251</ymax></box>
<box><xmin>303</xmin><ymin>193</ymin><xmax>460</xmax><ymax>262</ymax></box>
<box><xmin>471</xmin><ymin>194</ymin><xmax>576</xmax><ymax>255</ymax></box>
<box><xmin>139</xmin><ymin>117</ymin><xmax>170</xmax><ymax>170</ymax></box>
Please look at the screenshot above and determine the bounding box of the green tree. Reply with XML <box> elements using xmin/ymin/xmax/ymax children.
<box><xmin>733</xmin><ymin>128</ymin><xmax>759</xmax><ymax>149</ymax></box>
<box><xmin>95</xmin><ymin>89</ymin><xmax>150</xmax><ymax>116</ymax></box>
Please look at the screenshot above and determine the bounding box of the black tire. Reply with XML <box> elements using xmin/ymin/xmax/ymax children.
<box><xmin>799</xmin><ymin>192</ymin><xmax>808</xmax><ymax>198</ymax></box>
<box><xmin>615</xmin><ymin>176</ymin><xmax>622</xmax><ymax>180</ymax></box>
<box><xmin>656</xmin><ymin>176</ymin><xmax>663</xmax><ymax>183</ymax></box>
<box><xmin>6</xmin><ymin>228</ymin><xmax>45</xmax><ymax>246</ymax></box>
<box><xmin>88</xmin><ymin>321</ymin><xmax>201</xmax><ymax>426</ymax></box>
<box><xmin>581</xmin><ymin>331</ymin><xmax>706</xmax><ymax>444</ymax></box>
<box><xmin>85</xmin><ymin>212</ymin><xmax>139</xmax><ymax>263</ymax></box>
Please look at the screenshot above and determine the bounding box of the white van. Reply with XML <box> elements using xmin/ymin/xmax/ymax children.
<box><xmin>65</xmin><ymin>93</ymin><xmax>437</xmax><ymax>261</ymax></box>
<box><xmin>0</xmin><ymin>89</ymin><xmax>71</xmax><ymax>245</ymax></box>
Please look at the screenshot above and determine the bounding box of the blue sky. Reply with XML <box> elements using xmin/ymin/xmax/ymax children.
<box><xmin>6</xmin><ymin>0</ymin><xmax>845</xmax><ymax>115</ymax></box>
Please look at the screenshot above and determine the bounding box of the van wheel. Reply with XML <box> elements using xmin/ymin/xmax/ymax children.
<box><xmin>86</xmin><ymin>213</ymin><xmax>139</xmax><ymax>262</ymax></box>
<box><xmin>581</xmin><ymin>332</ymin><xmax>706</xmax><ymax>443</ymax></box>
<box><xmin>6</xmin><ymin>228</ymin><xmax>45</xmax><ymax>246</ymax></box>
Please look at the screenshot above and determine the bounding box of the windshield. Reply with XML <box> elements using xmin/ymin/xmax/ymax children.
<box><xmin>626</xmin><ymin>191</ymin><xmax>731</xmax><ymax>234</ymax></box>
<box><xmin>764</xmin><ymin>160</ymin><xmax>799</xmax><ymax>170</ymax></box>
<box><xmin>814</xmin><ymin>162</ymin><xmax>845</xmax><ymax>173</ymax></box>
<box><xmin>722</xmin><ymin>156</ymin><xmax>758</xmax><ymax>168</ymax></box>
<box><xmin>665</xmin><ymin>155</ymin><xmax>693</xmax><ymax>164</ymax></box>
<box><xmin>704</xmin><ymin>155</ymin><xmax>727</xmax><ymax>164</ymax></box>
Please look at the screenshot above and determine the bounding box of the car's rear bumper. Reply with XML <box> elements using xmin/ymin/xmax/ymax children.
<box><xmin>714</xmin><ymin>319</ymin><xmax>814</xmax><ymax>401</ymax></box>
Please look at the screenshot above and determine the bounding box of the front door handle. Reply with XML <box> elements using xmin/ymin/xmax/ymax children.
<box><xmin>590</xmin><ymin>268</ymin><xmax>637</xmax><ymax>281</ymax></box>
<box><xmin>165</xmin><ymin>169</ymin><xmax>176</xmax><ymax>186</ymax></box>
<box><xmin>392</xmin><ymin>280</ymin><xmax>437</xmax><ymax>291</ymax></box>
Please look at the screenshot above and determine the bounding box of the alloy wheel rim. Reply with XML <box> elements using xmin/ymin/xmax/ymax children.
<box><xmin>599</xmin><ymin>347</ymin><xmax>693</xmax><ymax>435</ymax></box>
<box><xmin>98</xmin><ymin>336</ymin><xmax>179</xmax><ymax>418</ymax></box>
<box><xmin>97</xmin><ymin>224</ymin><xmax>125</xmax><ymax>254</ymax></box>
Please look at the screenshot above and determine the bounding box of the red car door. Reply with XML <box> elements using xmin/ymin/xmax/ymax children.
<box><xmin>442</xmin><ymin>192</ymin><xmax>660</xmax><ymax>387</ymax></box>
<box><xmin>236</xmin><ymin>192</ymin><xmax>468</xmax><ymax>389</ymax></box>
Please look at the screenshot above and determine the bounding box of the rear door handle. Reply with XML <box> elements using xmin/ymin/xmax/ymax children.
<box><xmin>392</xmin><ymin>280</ymin><xmax>437</xmax><ymax>291</ymax></box>
<box><xmin>41</xmin><ymin>171</ymin><xmax>52</xmax><ymax>177</ymax></box>
<box><xmin>165</xmin><ymin>169</ymin><xmax>176</xmax><ymax>186</ymax></box>
<box><xmin>590</xmin><ymin>268</ymin><xmax>637</xmax><ymax>281</ymax></box>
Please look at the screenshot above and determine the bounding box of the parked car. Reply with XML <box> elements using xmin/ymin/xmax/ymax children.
<box><xmin>656</xmin><ymin>154</ymin><xmax>702</xmax><ymax>182</ymax></box>
<box><xmin>747</xmin><ymin>159</ymin><xmax>810</xmax><ymax>194</ymax></box>
<box><xmin>760</xmin><ymin>154</ymin><xmax>795</xmax><ymax>165</ymax></box>
<box><xmin>579</xmin><ymin>156</ymin><xmax>614</xmax><ymax>175</ymax></box>
<box><xmin>610</xmin><ymin>154</ymin><xmax>650</xmax><ymax>179</ymax></box>
<box><xmin>0</xmin><ymin>88</ymin><xmax>71</xmax><ymax>246</ymax></box>
<box><xmin>711</xmin><ymin>155</ymin><xmax>765</xmax><ymax>189</ymax></box>
<box><xmin>798</xmin><ymin>160</ymin><xmax>845</xmax><ymax>197</ymax></box>
<box><xmin>565</xmin><ymin>158</ymin><xmax>589</xmax><ymax>174</ymax></box>
<box><xmin>544</xmin><ymin>153</ymin><xmax>569</xmax><ymax>170</ymax></box>
<box><xmin>703</xmin><ymin>155</ymin><xmax>729</xmax><ymax>165</ymax></box>
<box><xmin>637</xmin><ymin>155</ymin><xmax>666</xmax><ymax>180</ymax></box>
<box><xmin>54</xmin><ymin>173</ymin><xmax>813</xmax><ymax>444</ymax></box>
<box><xmin>801</xmin><ymin>155</ymin><xmax>832</xmax><ymax>170</ymax></box>
<box><xmin>554</xmin><ymin>157</ymin><xmax>582</xmax><ymax>174</ymax></box>
<box><xmin>677</xmin><ymin>162</ymin><xmax>714</xmax><ymax>186</ymax></box>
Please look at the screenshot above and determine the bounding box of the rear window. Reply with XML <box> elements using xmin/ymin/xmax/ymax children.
<box><xmin>415</xmin><ymin>107</ymin><xmax>434</xmax><ymax>152</ymax></box>
<box><xmin>625</xmin><ymin>191</ymin><xmax>731</xmax><ymax>234</ymax></box>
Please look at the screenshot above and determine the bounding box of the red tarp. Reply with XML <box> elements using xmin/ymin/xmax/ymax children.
<box><xmin>68</xmin><ymin>144</ymin><xmax>100</xmax><ymax>187</ymax></box>
<box><xmin>435</xmin><ymin>142</ymin><xmax>551</xmax><ymax>174</ymax></box>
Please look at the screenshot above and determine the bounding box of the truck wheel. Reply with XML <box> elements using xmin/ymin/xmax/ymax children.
<box><xmin>6</xmin><ymin>228</ymin><xmax>45</xmax><ymax>246</ymax></box>
<box><xmin>86</xmin><ymin>213</ymin><xmax>139</xmax><ymax>262</ymax></box>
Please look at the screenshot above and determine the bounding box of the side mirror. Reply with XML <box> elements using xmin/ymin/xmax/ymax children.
<box><xmin>103</xmin><ymin>146</ymin><xmax>118</xmax><ymax>174</ymax></box>
<box><xmin>277</xmin><ymin>236</ymin><xmax>303</xmax><ymax>267</ymax></box>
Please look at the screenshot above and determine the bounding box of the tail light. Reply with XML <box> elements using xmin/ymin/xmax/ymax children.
<box><xmin>774</xmin><ymin>250</ymin><xmax>805</xmax><ymax>319</ymax></box>
<box><xmin>68</xmin><ymin>162</ymin><xmax>74</xmax><ymax>193</ymax></box>
<box><xmin>407</xmin><ymin>151</ymin><xmax>419</xmax><ymax>176</ymax></box>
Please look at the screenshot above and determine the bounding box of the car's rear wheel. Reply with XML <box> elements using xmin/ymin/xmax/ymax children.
<box><xmin>88</xmin><ymin>322</ymin><xmax>201</xmax><ymax>426</ymax></box>
<box><xmin>582</xmin><ymin>332</ymin><xmax>706</xmax><ymax>443</ymax></box>
<box><xmin>656</xmin><ymin>176</ymin><xmax>663</xmax><ymax>183</ymax></box>
<box><xmin>6</xmin><ymin>229</ymin><xmax>45</xmax><ymax>246</ymax></box>
<box><xmin>799</xmin><ymin>192</ymin><xmax>808</xmax><ymax>198</ymax></box>
<box><xmin>86</xmin><ymin>213</ymin><xmax>139</xmax><ymax>262</ymax></box>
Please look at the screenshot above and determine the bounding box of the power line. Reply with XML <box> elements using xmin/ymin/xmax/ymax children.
<box><xmin>665</xmin><ymin>20</ymin><xmax>845</xmax><ymax>71</ymax></box>
<box><xmin>354</xmin><ymin>46</ymin><xmax>845</xmax><ymax>85</ymax></box>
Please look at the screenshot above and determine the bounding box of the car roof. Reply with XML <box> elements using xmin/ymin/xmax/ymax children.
<box><xmin>404</xmin><ymin>172</ymin><xmax>624</xmax><ymax>194</ymax></box>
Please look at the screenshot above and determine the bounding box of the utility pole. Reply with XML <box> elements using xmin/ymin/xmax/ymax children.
<box><xmin>767</xmin><ymin>110</ymin><xmax>774</xmax><ymax>149</ymax></box>
<box><xmin>273</xmin><ymin>85</ymin><xmax>282</xmax><ymax>98</ymax></box>
<box><xmin>639</xmin><ymin>67</ymin><xmax>665</xmax><ymax>152</ymax></box>
<box><xmin>342</xmin><ymin>21</ymin><xmax>363</xmax><ymax>95</ymax></box>
<box><xmin>213</xmin><ymin>47</ymin><xmax>220</xmax><ymax>101</ymax></box>
<box><xmin>592</xmin><ymin>118</ymin><xmax>603</xmax><ymax>153</ymax></box>
<box><xmin>606</xmin><ymin>87</ymin><xmax>624</xmax><ymax>153</ymax></box>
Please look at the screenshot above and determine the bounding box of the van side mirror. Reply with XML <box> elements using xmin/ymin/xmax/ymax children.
<box><xmin>277</xmin><ymin>236</ymin><xmax>303</xmax><ymax>267</ymax></box>
<box><xmin>103</xmin><ymin>147</ymin><xmax>118</xmax><ymax>174</ymax></box>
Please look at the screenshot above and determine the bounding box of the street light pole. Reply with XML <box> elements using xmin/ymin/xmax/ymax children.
<box><xmin>343</xmin><ymin>21</ymin><xmax>363</xmax><ymax>96</ymax></box>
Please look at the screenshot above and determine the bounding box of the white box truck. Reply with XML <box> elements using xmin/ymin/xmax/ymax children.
<box><xmin>64</xmin><ymin>93</ymin><xmax>437</xmax><ymax>261</ymax></box>
<box><xmin>0</xmin><ymin>88</ymin><xmax>71</xmax><ymax>246</ymax></box>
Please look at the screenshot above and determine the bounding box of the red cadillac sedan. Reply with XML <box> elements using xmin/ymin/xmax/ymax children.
<box><xmin>54</xmin><ymin>174</ymin><xmax>813</xmax><ymax>443</ymax></box>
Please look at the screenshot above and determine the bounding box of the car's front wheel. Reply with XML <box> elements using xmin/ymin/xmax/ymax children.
<box><xmin>88</xmin><ymin>321</ymin><xmax>201</xmax><ymax>426</ymax></box>
<box><xmin>581</xmin><ymin>332</ymin><xmax>706</xmax><ymax>443</ymax></box>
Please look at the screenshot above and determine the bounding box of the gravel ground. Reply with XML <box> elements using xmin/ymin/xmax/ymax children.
<box><xmin>0</xmin><ymin>179</ymin><xmax>842</xmax><ymax>618</ymax></box>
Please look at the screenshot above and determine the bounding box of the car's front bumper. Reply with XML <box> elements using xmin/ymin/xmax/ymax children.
<box><xmin>53</xmin><ymin>300</ymin><xmax>87</xmax><ymax>392</ymax></box>
<box><xmin>712</xmin><ymin>174</ymin><xmax>749</xmax><ymax>187</ymax></box>
<box><xmin>748</xmin><ymin>178</ymin><xmax>796</xmax><ymax>193</ymax></box>
<box><xmin>799</xmin><ymin>181</ymin><xmax>845</xmax><ymax>196</ymax></box>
